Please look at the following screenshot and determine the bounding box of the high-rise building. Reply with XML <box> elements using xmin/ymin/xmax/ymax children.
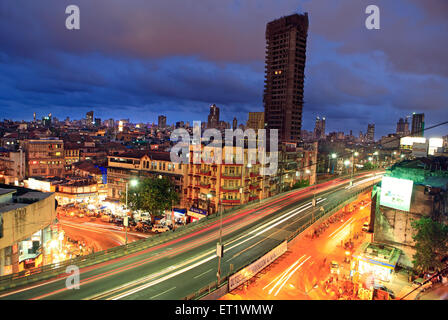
<box><xmin>86</xmin><ymin>111</ymin><xmax>94</xmax><ymax>125</ymax></box>
<box><xmin>158</xmin><ymin>115</ymin><xmax>167</xmax><ymax>128</ymax></box>
<box><xmin>313</xmin><ymin>116</ymin><xmax>326</xmax><ymax>140</ymax></box>
<box><xmin>207</xmin><ymin>104</ymin><xmax>220</xmax><ymax>129</ymax></box>
<box><xmin>105</xmin><ymin>118</ymin><xmax>115</xmax><ymax>128</ymax></box>
<box><xmin>411</xmin><ymin>113</ymin><xmax>425</xmax><ymax>137</ymax></box>
<box><xmin>246</xmin><ymin>112</ymin><xmax>265</xmax><ymax>131</ymax></box>
<box><xmin>42</xmin><ymin>114</ymin><xmax>52</xmax><ymax>128</ymax></box>
<box><xmin>232</xmin><ymin>117</ymin><xmax>238</xmax><ymax>130</ymax></box>
<box><xmin>94</xmin><ymin>118</ymin><xmax>101</xmax><ymax>127</ymax></box>
<box><xmin>367</xmin><ymin>123</ymin><xmax>375</xmax><ymax>142</ymax></box>
<box><xmin>263</xmin><ymin>13</ymin><xmax>309</xmax><ymax>143</ymax></box>
<box><xmin>396</xmin><ymin>117</ymin><xmax>410</xmax><ymax>136</ymax></box>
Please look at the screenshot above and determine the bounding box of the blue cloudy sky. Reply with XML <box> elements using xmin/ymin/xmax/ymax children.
<box><xmin>0</xmin><ymin>0</ymin><xmax>447</xmax><ymax>138</ymax></box>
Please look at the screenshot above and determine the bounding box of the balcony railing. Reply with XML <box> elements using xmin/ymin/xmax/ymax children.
<box><xmin>221</xmin><ymin>199</ymin><xmax>241</xmax><ymax>204</ymax></box>
<box><xmin>221</xmin><ymin>173</ymin><xmax>241</xmax><ymax>179</ymax></box>
<box><xmin>198</xmin><ymin>170</ymin><xmax>211</xmax><ymax>176</ymax></box>
<box><xmin>221</xmin><ymin>186</ymin><xmax>240</xmax><ymax>193</ymax></box>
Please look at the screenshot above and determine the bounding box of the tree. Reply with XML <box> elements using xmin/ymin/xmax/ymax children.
<box><xmin>292</xmin><ymin>179</ymin><xmax>310</xmax><ymax>189</ymax></box>
<box><xmin>411</xmin><ymin>217</ymin><xmax>448</xmax><ymax>273</ymax></box>
<box><xmin>363</xmin><ymin>162</ymin><xmax>374</xmax><ymax>170</ymax></box>
<box><xmin>122</xmin><ymin>177</ymin><xmax>179</xmax><ymax>222</ymax></box>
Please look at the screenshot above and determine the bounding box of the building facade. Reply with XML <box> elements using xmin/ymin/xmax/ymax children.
<box><xmin>411</xmin><ymin>113</ymin><xmax>425</xmax><ymax>137</ymax></box>
<box><xmin>207</xmin><ymin>104</ymin><xmax>220</xmax><ymax>129</ymax></box>
<box><xmin>246</xmin><ymin>112</ymin><xmax>265</xmax><ymax>131</ymax></box>
<box><xmin>106</xmin><ymin>151</ymin><xmax>187</xmax><ymax>206</ymax></box>
<box><xmin>23</xmin><ymin>138</ymin><xmax>65</xmax><ymax>178</ymax></box>
<box><xmin>0</xmin><ymin>186</ymin><xmax>57</xmax><ymax>275</ymax></box>
<box><xmin>263</xmin><ymin>13</ymin><xmax>309</xmax><ymax>143</ymax></box>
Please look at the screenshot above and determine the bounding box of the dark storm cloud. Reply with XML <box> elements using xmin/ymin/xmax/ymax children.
<box><xmin>0</xmin><ymin>0</ymin><xmax>447</xmax><ymax>137</ymax></box>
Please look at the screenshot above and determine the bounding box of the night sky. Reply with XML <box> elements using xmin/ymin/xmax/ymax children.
<box><xmin>0</xmin><ymin>0</ymin><xmax>447</xmax><ymax>138</ymax></box>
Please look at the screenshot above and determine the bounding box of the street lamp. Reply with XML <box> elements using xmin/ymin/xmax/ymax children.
<box><xmin>216</xmin><ymin>198</ymin><xmax>224</xmax><ymax>287</ymax></box>
<box><xmin>207</xmin><ymin>193</ymin><xmax>212</xmax><ymax>215</ymax></box>
<box><xmin>328</xmin><ymin>153</ymin><xmax>337</xmax><ymax>173</ymax></box>
<box><xmin>125</xmin><ymin>179</ymin><xmax>138</xmax><ymax>246</ymax></box>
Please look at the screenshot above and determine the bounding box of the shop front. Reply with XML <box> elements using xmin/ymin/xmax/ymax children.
<box><xmin>351</xmin><ymin>242</ymin><xmax>401</xmax><ymax>283</ymax></box>
<box><xmin>187</xmin><ymin>207</ymin><xmax>207</xmax><ymax>223</ymax></box>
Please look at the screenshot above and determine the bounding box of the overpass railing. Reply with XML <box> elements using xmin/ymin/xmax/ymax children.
<box><xmin>185</xmin><ymin>184</ymin><xmax>374</xmax><ymax>300</ymax></box>
<box><xmin>0</xmin><ymin>173</ymin><xmax>379</xmax><ymax>293</ymax></box>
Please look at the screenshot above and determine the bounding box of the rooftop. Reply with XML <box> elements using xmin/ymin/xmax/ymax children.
<box><xmin>0</xmin><ymin>185</ymin><xmax>53</xmax><ymax>213</ymax></box>
<box><xmin>386</xmin><ymin>156</ymin><xmax>448</xmax><ymax>189</ymax></box>
<box><xmin>357</xmin><ymin>242</ymin><xmax>402</xmax><ymax>268</ymax></box>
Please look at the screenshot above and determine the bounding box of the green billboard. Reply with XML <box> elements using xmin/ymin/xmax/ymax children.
<box><xmin>380</xmin><ymin>176</ymin><xmax>413</xmax><ymax>212</ymax></box>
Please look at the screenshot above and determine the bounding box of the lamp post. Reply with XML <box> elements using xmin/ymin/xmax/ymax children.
<box><xmin>207</xmin><ymin>193</ymin><xmax>212</xmax><ymax>215</ymax></box>
<box><xmin>328</xmin><ymin>153</ymin><xmax>337</xmax><ymax>174</ymax></box>
<box><xmin>350</xmin><ymin>152</ymin><xmax>358</xmax><ymax>186</ymax></box>
<box><xmin>216</xmin><ymin>198</ymin><xmax>223</xmax><ymax>287</ymax></box>
<box><xmin>125</xmin><ymin>179</ymin><xmax>138</xmax><ymax>246</ymax></box>
<box><xmin>373</xmin><ymin>151</ymin><xmax>379</xmax><ymax>169</ymax></box>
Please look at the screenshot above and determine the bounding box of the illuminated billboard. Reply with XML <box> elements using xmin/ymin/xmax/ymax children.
<box><xmin>380</xmin><ymin>176</ymin><xmax>413</xmax><ymax>212</ymax></box>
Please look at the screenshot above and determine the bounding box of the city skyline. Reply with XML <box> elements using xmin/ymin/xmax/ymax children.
<box><xmin>1</xmin><ymin>1</ymin><xmax>448</xmax><ymax>304</ymax></box>
<box><xmin>0</xmin><ymin>1</ymin><xmax>447</xmax><ymax>137</ymax></box>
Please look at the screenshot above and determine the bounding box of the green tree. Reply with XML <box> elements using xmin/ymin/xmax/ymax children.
<box><xmin>411</xmin><ymin>217</ymin><xmax>448</xmax><ymax>273</ymax></box>
<box><xmin>122</xmin><ymin>177</ymin><xmax>179</xmax><ymax>222</ymax></box>
<box><xmin>292</xmin><ymin>179</ymin><xmax>310</xmax><ymax>189</ymax></box>
<box><xmin>363</xmin><ymin>162</ymin><xmax>374</xmax><ymax>170</ymax></box>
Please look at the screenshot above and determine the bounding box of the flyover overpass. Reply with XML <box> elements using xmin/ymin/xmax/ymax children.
<box><xmin>0</xmin><ymin>172</ymin><xmax>382</xmax><ymax>300</ymax></box>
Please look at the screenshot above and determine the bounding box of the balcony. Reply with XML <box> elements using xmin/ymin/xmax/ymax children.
<box><xmin>249</xmin><ymin>184</ymin><xmax>259</xmax><ymax>190</ymax></box>
<box><xmin>198</xmin><ymin>170</ymin><xmax>211</xmax><ymax>176</ymax></box>
<box><xmin>249</xmin><ymin>195</ymin><xmax>258</xmax><ymax>202</ymax></box>
<box><xmin>221</xmin><ymin>186</ymin><xmax>240</xmax><ymax>193</ymax></box>
<box><xmin>199</xmin><ymin>183</ymin><xmax>211</xmax><ymax>189</ymax></box>
<box><xmin>221</xmin><ymin>173</ymin><xmax>241</xmax><ymax>180</ymax></box>
<box><xmin>221</xmin><ymin>199</ymin><xmax>241</xmax><ymax>204</ymax></box>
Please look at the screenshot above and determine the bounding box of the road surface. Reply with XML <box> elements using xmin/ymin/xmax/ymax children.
<box><xmin>0</xmin><ymin>172</ymin><xmax>381</xmax><ymax>300</ymax></box>
<box><xmin>59</xmin><ymin>218</ymin><xmax>149</xmax><ymax>251</ymax></box>
<box><xmin>220</xmin><ymin>192</ymin><xmax>372</xmax><ymax>299</ymax></box>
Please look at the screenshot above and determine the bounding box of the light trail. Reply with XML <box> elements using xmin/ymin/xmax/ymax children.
<box><xmin>327</xmin><ymin>217</ymin><xmax>354</xmax><ymax>239</ymax></box>
<box><xmin>266</xmin><ymin>255</ymin><xmax>306</xmax><ymax>294</ymax></box>
<box><xmin>273</xmin><ymin>256</ymin><xmax>311</xmax><ymax>296</ymax></box>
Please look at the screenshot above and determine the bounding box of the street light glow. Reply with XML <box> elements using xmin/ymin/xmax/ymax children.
<box><xmin>344</xmin><ymin>160</ymin><xmax>351</xmax><ymax>166</ymax></box>
<box><xmin>129</xmin><ymin>179</ymin><xmax>138</xmax><ymax>187</ymax></box>
<box><xmin>331</xmin><ymin>153</ymin><xmax>337</xmax><ymax>159</ymax></box>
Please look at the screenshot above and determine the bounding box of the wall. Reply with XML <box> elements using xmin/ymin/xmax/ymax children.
<box><xmin>0</xmin><ymin>192</ymin><xmax>56</xmax><ymax>250</ymax></box>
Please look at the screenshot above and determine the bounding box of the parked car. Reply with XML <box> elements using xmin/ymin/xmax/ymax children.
<box><xmin>412</xmin><ymin>278</ymin><xmax>433</xmax><ymax>292</ymax></box>
<box><xmin>152</xmin><ymin>225</ymin><xmax>170</xmax><ymax>233</ymax></box>
<box><xmin>330</xmin><ymin>261</ymin><xmax>340</xmax><ymax>274</ymax></box>
<box><xmin>101</xmin><ymin>215</ymin><xmax>111</xmax><ymax>222</ymax></box>
<box><xmin>362</xmin><ymin>222</ymin><xmax>370</xmax><ymax>232</ymax></box>
<box><xmin>373</xmin><ymin>284</ymin><xmax>395</xmax><ymax>299</ymax></box>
